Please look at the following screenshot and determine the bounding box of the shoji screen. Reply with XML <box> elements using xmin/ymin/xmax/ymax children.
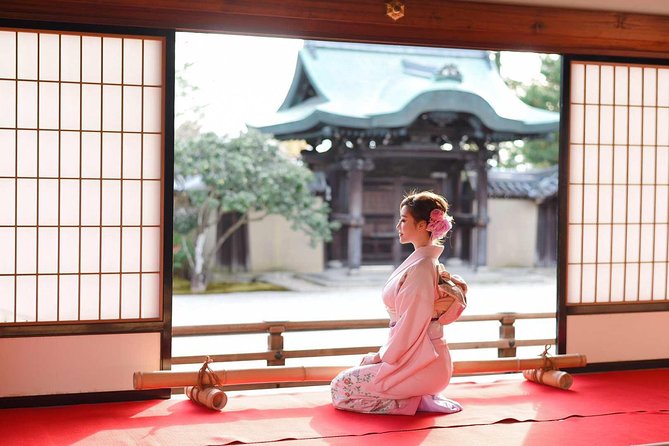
<box><xmin>563</xmin><ymin>59</ymin><xmax>669</xmax><ymax>365</ymax></box>
<box><xmin>567</xmin><ymin>62</ymin><xmax>669</xmax><ymax>305</ymax></box>
<box><xmin>0</xmin><ymin>29</ymin><xmax>164</xmax><ymax>325</ymax></box>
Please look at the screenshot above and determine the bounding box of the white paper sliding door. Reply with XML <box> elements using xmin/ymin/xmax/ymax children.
<box><xmin>0</xmin><ymin>24</ymin><xmax>172</xmax><ymax>399</ymax></box>
<box><xmin>562</xmin><ymin>58</ymin><xmax>669</xmax><ymax>365</ymax></box>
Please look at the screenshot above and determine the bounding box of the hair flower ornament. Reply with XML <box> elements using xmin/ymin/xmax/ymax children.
<box><xmin>426</xmin><ymin>209</ymin><xmax>453</xmax><ymax>240</ymax></box>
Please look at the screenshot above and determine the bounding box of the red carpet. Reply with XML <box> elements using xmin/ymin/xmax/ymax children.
<box><xmin>0</xmin><ymin>369</ymin><xmax>668</xmax><ymax>445</ymax></box>
<box><xmin>275</xmin><ymin>411</ymin><xmax>669</xmax><ymax>446</ymax></box>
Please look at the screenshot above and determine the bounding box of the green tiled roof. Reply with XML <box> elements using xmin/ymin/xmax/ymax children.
<box><xmin>249</xmin><ymin>41</ymin><xmax>559</xmax><ymax>141</ymax></box>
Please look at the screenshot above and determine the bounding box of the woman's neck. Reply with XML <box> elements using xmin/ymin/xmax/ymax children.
<box><xmin>412</xmin><ymin>238</ymin><xmax>432</xmax><ymax>250</ymax></box>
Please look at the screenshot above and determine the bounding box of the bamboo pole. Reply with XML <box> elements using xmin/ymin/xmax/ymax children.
<box><xmin>452</xmin><ymin>354</ymin><xmax>586</xmax><ymax>375</ymax></box>
<box><xmin>134</xmin><ymin>366</ymin><xmax>347</xmax><ymax>390</ymax></box>
<box><xmin>134</xmin><ymin>354</ymin><xmax>587</xmax><ymax>390</ymax></box>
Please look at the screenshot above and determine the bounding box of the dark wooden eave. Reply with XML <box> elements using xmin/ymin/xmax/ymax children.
<box><xmin>2</xmin><ymin>1</ymin><xmax>669</xmax><ymax>59</ymax></box>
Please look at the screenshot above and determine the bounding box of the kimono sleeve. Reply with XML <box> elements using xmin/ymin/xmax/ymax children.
<box><xmin>379</xmin><ymin>259</ymin><xmax>436</xmax><ymax>365</ymax></box>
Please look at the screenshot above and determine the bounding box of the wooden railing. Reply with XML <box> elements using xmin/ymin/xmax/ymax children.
<box><xmin>172</xmin><ymin>312</ymin><xmax>556</xmax><ymax>367</ymax></box>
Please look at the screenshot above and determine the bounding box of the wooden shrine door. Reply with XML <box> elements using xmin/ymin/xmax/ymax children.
<box><xmin>362</xmin><ymin>177</ymin><xmax>440</xmax><ymax>265</ymax></box>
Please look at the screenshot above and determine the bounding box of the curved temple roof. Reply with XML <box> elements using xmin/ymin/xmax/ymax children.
<box><xmin>487</xmin><ymin>165</ymin><xmax>559</xmax><ymax>200</ymax></box>
<box><xmin>249</xmin><ymin>41</ymin><xmax>559</xmax><ymax>141</ymax></box>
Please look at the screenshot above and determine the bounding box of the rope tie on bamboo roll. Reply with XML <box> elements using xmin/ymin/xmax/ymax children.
<box><xmin>197</xmin><ymin>356</ymin><xmax>222</xmax><ymax>388</ymax></box>
<box><xmin>185</xmin><ymin>356</ymin><xmax>229</xmax><ymax>410</ymax></box>
<box><xmin>540</xmin><ymin>344</ymin><xmax>557</xmax><ymax>371</ymax></box>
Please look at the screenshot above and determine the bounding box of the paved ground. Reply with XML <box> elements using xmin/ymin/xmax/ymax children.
<box><xmin>172</xmin><ymin>266</ymin><xmax>558</xmax><ymax>370</ymax></box>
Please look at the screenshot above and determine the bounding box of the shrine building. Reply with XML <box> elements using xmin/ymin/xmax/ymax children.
<box><xmin>251</xmin><ymin>41</ymin><xmax>559</xmax><ymax>268</ymax></box>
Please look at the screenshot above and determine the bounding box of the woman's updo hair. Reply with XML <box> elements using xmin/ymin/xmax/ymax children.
<box><xmin>400</xmin><ymin>191</ymin><xmax>449</xmax><ymax>236</ymax></box>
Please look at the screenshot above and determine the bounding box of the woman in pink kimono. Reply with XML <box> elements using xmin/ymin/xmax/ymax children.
<box><xmin>331</xmin><ymin>191</ymin><xmax>463</xmax><ymax>415</ymax></box>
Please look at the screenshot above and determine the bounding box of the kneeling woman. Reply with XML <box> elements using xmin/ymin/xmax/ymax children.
<box><xmin>331</xmin><ymin>191</ymin><xmax>463</xmax><ymax>415</ymax></box>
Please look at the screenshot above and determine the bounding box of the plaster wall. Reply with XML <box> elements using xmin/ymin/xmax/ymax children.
<box><xmin>487</xmin><ymin>198</ymin><xmax>538</xmax><ymax>267</ymax></box>
<box><xmin>247</xmin><ymin>213</ymin><xmax>324</xmax><ymax>273</ymax></box>
<box><xmin>0</xmin><ymin>332</ymin><xmax>161</xmax><ymax>397</ymax></box>
<box><xmin>566</xmin><ymin>312</ymin><xmax>669</xmax><ymax>363</ymax></box>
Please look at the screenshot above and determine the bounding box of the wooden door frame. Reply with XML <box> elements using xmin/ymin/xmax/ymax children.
<box><xmin>3</xmin><ymin>0</ymin><xmax>669</xmax><ymax>374</ymax></box>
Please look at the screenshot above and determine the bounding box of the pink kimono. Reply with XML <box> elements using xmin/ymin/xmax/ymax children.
<box><xmin>331</xmin><ymin>244</ymin><xmax>457</xmax><ymax>415</ymax></box>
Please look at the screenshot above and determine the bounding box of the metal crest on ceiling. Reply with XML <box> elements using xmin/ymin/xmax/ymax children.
<box><xmin>386</xmin><ymin>0</ymin><xmax>405</xmax><ymax>21</ymax></box>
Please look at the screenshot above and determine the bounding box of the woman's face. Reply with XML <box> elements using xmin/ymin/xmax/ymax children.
<box><xmin>396</xmin><ymin>205</ymin><xmax>426</xmax><ymax>245</ymax></box>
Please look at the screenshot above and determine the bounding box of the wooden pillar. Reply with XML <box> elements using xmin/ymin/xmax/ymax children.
<box><xmin>347</xmin><ymin>166</ymin><xmax>364</xmax><ymax>270</ymax></box>
<box><xmin>392</xmin><ymin>177</ymin><xmax>403</xmax><ymax>267</ymax></box>
<box><xmin>267</xmin><ymin>325</ymin><xmax>286</xmax><ymax>366</ymax></box>
<box><xmin>330</xmin><ymin>171</ymin><xmax>347</xmax><ymax>264</ymax></box>
<box><xmin>498</xmin><ymin>314</ymin><xmax>517</xmax><ymax>358</ymax></box>
<box><xmin>447</xmin><ymin>163</ymin><xmax>463</xmax><ymax>261</ymax></box>
<box><xmin>475</xmin><ymin>146</ymin><xmax>489</xmax><ymax>267</ymax></box>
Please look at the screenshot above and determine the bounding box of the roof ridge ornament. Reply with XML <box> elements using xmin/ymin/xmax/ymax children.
<box><xmin>402</xmin><ymin>59</ymin><xmax>463</xmax><ymax>82</ymax></box>
<box><xmin>437</xmin><ymin>63</ymin><xmax>463</xmax><ymax>82</ymax></box>
<box><xmin>386</xmin><ymin>0</ymin><xmax>405</xmax><ymax>21</ymax></box>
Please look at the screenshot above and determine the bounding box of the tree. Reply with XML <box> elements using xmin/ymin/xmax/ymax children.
<box><xmin>499</xmin><ymin>54</ymin><xmax>561</xmax><ymax>169</ymax></box>
<box><xmin>175</xmin><ymin>62</ymin><xmax>207</xmax><ymax>134</ymax></box>
<box><xmin>174</xmin><ymin>129</ymin><xmax>337</xmax><ymax>292</ymax></box>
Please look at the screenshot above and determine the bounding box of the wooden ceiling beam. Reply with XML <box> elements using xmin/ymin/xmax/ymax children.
<box><xmin>2</xmin><ymin>0</ymin><xmax>669</xmax><ymax>58</ymax></box>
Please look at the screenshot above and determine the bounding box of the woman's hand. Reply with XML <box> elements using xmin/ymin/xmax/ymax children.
<box><xmin>360</xmin><ymin>352</ymin><xmax>381</xmax><ymax>366</ymax></box>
